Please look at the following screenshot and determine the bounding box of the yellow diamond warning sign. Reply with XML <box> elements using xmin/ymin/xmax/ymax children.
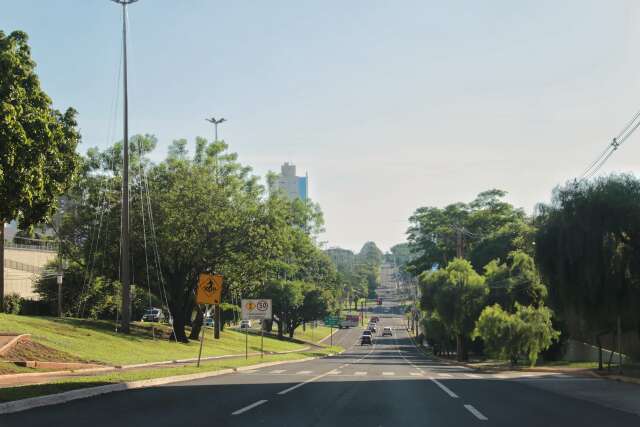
<box><xmin>196</xmin><ymin>273</ymin><xmax>223</xmax><ymax>305</ymax></box>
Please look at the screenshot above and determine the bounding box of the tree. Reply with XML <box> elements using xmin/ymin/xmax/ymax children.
<box><xmin>0</xmin><ymin>31</ymin><xmax>81</xmax><ymax>308</ymax></box>
<box><xmin>535</xmin><ymin>175</ymin><xmax>640</xmax><ymax>366</ymax></box>
<box><xmin>407</xmin><ymin>190</ymin><xmax>527</xmax><ymax>276</ymax></box>
<box><xmin>474</xmin><ymin>303</ymin><xmax>559</xmax><ymax>366</ymax></box>
<box><xmin>419</xmin><ymin>258</ymin><xmax>488</xmax><ymax>361</ymax></box>
<box><xmin>484</xmin><ymin>250</ymin><xmax>547</xmax><ymax>311</ymax></box>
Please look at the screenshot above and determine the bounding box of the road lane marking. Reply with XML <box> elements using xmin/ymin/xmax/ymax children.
<box><xmin>464</xmin><ymin>373</ymin><xmax>480</xmax><ymax>379</ymax></box>
<box><xmin>464</xmin><ymin>404</ymin><xmax>488</xmax><ymax>421</ymax></box>
<box><xmin>277</xmin><ymin>371</ymin><xmax>333</xmax><ymax>395</ymax></box>
<box><xmin>437</xmin><ymin>373</ymin><xmax>452</xmax><ymax>378</ymax></box>
<box><xmin>354</xmin><ymin>371</ymin><xmax>367</xmax><ymax>376</ymax></box>
<box><xmin>328</xmin><ymin>370</ymin><xmax>341</xmax><ymax>375</ymax></box>
<box><xmin>296</xmin><ymin>370</ymin><xmax>312</xmax><ymax>375</ymax></box>
<box><xmin>410</xmin><ymin>372</ymin><xmax>423</xmax><ymax>376</ymax></box>
<box><xmin>382</xmin><ymin>372</ymin><xmax>395</xmax><ymax>376</ymax></box>
<box><xmin>270</xmin><ymin>370</ymin><xmax>286</xmax><ymax>374</ymax></box>
<box><xmin>430</xmin><ymin>379</ymin><xmax>459</xmax><ymax>398</ymax></box>
<box><xmin>231</xmin><ymin>400</ymin><xmax>268</xmax><ymax>415</ymax></box>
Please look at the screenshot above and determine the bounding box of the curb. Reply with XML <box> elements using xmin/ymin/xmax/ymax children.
<box><xmin>0</xmin><ymin>356</ymin><xmax>317</xmax><ymax>415</ymax></box>
<box><xmin>0</xmin><ymin>347</ymin><xmax>311</xmax><ymax>383</ymax></box>
<box><xmin>0</xmin><ymin>334</ymin><xmax>31</xmax><ymax>357</ymax></box>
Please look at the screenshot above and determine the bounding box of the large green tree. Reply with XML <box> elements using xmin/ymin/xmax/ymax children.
<box><xmin>419</xmin><ymin>258</ymin><xmax>488</xmax><ymax>361</ymax></box>
<box><xmin>0</xmin><ymin>31</ymin><xmax>81</xmax><ymax>308</ymax></box>
<box><xmin>535</xmin><ymin>175</ymin><xmax>640</xmax><ymax>364</ymax></box>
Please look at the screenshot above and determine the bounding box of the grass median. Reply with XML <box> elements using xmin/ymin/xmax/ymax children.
<box><xmin>0</xmin><ymin>346</ymin><xmax>343</xmax><ymax>403</ymax></box>
<box><xmin>0</xmin><ymin>314</ymin><xmax>303</xmax><ymax>365</ymax></box>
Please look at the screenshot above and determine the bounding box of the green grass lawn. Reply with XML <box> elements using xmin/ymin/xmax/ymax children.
<box><xmin>0</xmin><ymin>346</ymin><xmax>343</xmax><ymax>403</ymax></box>
<box><xmin>293</xmin><ymin>325</ymin><xmax>332</xmax><ymax>343</ymax></box>
<box><xmin>0</xmin><ymin>314</ymin><xmax>303</xmax><ymax>366</ymax></box>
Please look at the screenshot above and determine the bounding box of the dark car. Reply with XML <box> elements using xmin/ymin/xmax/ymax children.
<box><xmin>361</xmin><ymin>331</ymin><xmax>373</xmax><ymax>345</ymax></box>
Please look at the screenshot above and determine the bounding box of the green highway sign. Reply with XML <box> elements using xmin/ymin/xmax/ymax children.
<box><xmin>324</xmin><ymin>316</ymin><xmax>340</xmax><ymax>326</ymax></box>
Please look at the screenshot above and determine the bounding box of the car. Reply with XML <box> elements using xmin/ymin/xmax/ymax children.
<box><xmin>368</xmin><ymin>323</ymin><xmax>377</xmax><ymax>333</ymax></box>
<box><xmin>240</xmin><ymin>320</ymin><xmax>252</xmax><ymax>329</ymax></box>
<box><xmin>141</xmin><ymin>308</ymin><xmax>164</xmax><ymax>322</ymax></box>
<box><xmin>361</xmin><ymin>331</ymin><xmax>373</xmax><ymax>345</ymax></box>
<box><xmin>370</xmin><ymin>316</ymin><xmax>380</xmax><ymax>323</ymax></box>
<box><xmin>382</xmin><ymin>326</ymin><xmax>393</xmax><ymax>337</ymax></box>
<box><xmin>204</xmin><ymin>316</ymin><xmax>214</xmax><ymax>327</ymax></box>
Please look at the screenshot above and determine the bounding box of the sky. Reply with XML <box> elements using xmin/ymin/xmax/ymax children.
<box><xmin>4</xmin><ymin>1</ymin><xmax>640</xmax><ymax>252</ymax></box>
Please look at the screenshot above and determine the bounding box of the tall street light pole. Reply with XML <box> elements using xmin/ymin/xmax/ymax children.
<box><xmin>205</xmin><ymin>117</ymin><xmax>226</xmax><ymax>142</ymax></box>
<box><xmin>112</xmin><ymin>0</ymin><xmax>138</xmax><ymax>334</ymax></box>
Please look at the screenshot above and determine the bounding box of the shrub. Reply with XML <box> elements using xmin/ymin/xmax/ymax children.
<box><xmin>2</xmin><ymin>293</ymin><xmax>22</xmax><ymax>314</ymax></box>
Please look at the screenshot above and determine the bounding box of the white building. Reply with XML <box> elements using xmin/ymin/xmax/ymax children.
<box><xmin>273</xmin><ymin>162</ymin><xmax>308</xmax><ymax>201</ymax></box>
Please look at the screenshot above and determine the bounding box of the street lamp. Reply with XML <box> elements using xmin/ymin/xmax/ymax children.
<box><xmin>205</xmin><ymin>117</ymin><xmax>227</xmax><ymax>142</ymax></box>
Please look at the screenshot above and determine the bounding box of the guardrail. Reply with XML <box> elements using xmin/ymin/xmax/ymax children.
<box><xmin>4</xmin><ymin>259</ymin><xmax>44</xmax><ymax>274</ymax></box>
<box><xmin>3</xmin><ymin>240</ymin><xmax>57</xmax><ymax>253</ymax></box>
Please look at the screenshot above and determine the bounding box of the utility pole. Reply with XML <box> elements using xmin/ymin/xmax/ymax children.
<box><xmin>112</xmin><ymin>0</ymin><xmax>138</xmax><ymax>334</ymax></box>
<box><xmin>205</xmin><ymin>117</ymin><xmax>226</xmax><ymax>142</ymax></box>
<box><xmin>456</xmin><ymin>227</ymin><xmax>464</xmax><ymax>259</ymax></box>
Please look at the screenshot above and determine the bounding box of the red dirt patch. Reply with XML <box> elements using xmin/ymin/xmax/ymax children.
<box><xmin>1</xmin><ymin>339</ymin><xmax>86</xmax><ymax>363</ymax></box>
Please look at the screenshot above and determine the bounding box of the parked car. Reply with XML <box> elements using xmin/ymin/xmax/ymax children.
<box><xmin>204</xmin><ymin>316</ymin><xmax>214</xmax><ymax>327</ymax></box>
<box><xmin>361</xmin><ymin>331</ymin><xmax>373</xmax><ymax>345</ymax></box>
<box><xmin>382</xmin><ymin>326</ymin><xmax>393</xmax><ymax>337</ymax></box>
<box><xmin>240</xmin><ymin>320</ymin><xmax>252</xmax><ymax>329</ymax></box>
<box><xmin>141</xmin><ymin>308</ymin><xmax>164</xmax><ymax>322</ymax></box>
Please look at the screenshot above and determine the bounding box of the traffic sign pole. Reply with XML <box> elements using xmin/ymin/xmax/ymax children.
<box><xmin>245</xmin><ymin>325</ymin><xmax>248</xmax><ymax>360</ymax></box>
<box><xmin>261</xmin><ymin>325</ymin><xmax>264</xmax><ymax>359</ymax></box>
<box><xmin>197</xmin><ymin>304</ymin><xmax>207</xmax><ymax>367</ymax></box>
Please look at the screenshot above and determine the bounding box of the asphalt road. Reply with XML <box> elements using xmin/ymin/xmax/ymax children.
<box><xmin>2</xmin><ymin>314</ymin><xmax>640</xmax><ymax>426</ymax></box>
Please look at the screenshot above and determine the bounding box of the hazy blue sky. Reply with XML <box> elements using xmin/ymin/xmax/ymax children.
<box><xmin>3</xmin><ymin>1</ymin><xmax>640</xmax><ymax>252</ymax></box>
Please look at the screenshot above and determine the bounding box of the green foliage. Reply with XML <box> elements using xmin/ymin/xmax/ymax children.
<box><xmin>420</xmin><ymin>258</ymin><xmax>488</xmax><ymax>359</ymax></box>
<box><xmin>407</xmin><ymin>189</ymin><xmax>528</xmax><ymax>275</ymax></box>
<box><xmin>421</xmin><ymin>311</ymin><xmax>454</xmax><ymax>355</ymax></box>
<box><xmin>535</xmin><ymin>175</ymin><xmax>640</xmax><ymax>334</ymax></box>
<box><xmin>2</xmin><ymin>294</ymin><xmax>22</xmax><ymax>314</ymax></box>
<box><xmin>474</xmin><ymin>303</ymin><xmax>560</xmax><ymax>366</ymax></box>
<box><xmin>0</xmin><ymin>30</ymin><xmax>81</xmax><ymax>227</ymax></box>
<box><xmin>484</xmin><ymin>250</ymin><xmax>548</xmax><ymax>311</ymax></box>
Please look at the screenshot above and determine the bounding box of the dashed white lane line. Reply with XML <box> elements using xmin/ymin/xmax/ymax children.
<box><xmin>277</xmin><ymin>371</ymin><xmax>334</xmax><ymax>395</ymax></box>
<box><xmin>296</xmin><ymin>370</ymin><xmax>312</xmax><ymax>375</ymax></box>
<box><xmin>270</xmin><ymin>370</ymin><xmax>286</xmax><ymax>374</ymax></box>
<box><xmin>328</xmin><ymin>370</ymin><xmax>341</xmax><ymax>375</ymax></box>
<box><xmin>464</xmin><ymin>373</ymin><xmax>481</xmax><ymax>379</ymax></box>
<box><xmin>354</xmin><ymin>371</ymin><xmax>367</xmax><ymax>376</ymax></box>
<box><xmin>382</xmin><ymin>372</ymin><xmax>395</xmax><ymax>376</ymax></box>
<box><xmin>231</xmin><ymin>400</ymin><xmax>268</xmax><ymax>415</ymax></box>
<box><xmin>464</xmin><ymin>404</ymin><xmax>488</xmax><ymax>421</ymax></box>
<box><xmin>410</xmin><ymin>372</ymin><xmax>424</xmax><ymax>376</ymax></box>
<box><xmin>437</xmin><ymin>373</ymin><xmax>452</xmax><ymax>378</ymax></box>
<box><xmin>430</xmin><ymin>379</ymin><xmax>459</xmax><ymax>398</ymax></box>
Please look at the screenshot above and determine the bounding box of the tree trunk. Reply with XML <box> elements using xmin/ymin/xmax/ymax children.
<box><xmin>276</xmin><ymin>317</ymin><xmax>283</xmax><ymax>339</ymax></box>
<box><xmin>456</xmin><ymin>334</ymin><xmax>464</xmax><ymax>362</ymax></box>
<box><xmin>169</xmin><ymin>304</ymin><xmax>189</xmax><ymax>343</ymax></box>
<box><xmin>0</xmin><ymin>225</ymin><xmax>4</xmax><ymax>313</ymax></box>
<box><xmin>596</xmin><ymin>334</ymin><xmax>603</xmax><ymax>371</ymax></box>
<box><xmin>189</xmin><ymin>306</ymin><xmax>203</xmax><ymax>340</ymax></box>
<box><xmin>214</xmin><ymin>304</ymin><xmax>221</xmax><ymax>339</ymax></box>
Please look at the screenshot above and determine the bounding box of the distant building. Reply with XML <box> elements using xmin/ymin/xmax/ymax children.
<box><xmin>273</xmin><ymin>162</ymin><xmax>308</xmax><ymax>201</ymax></box>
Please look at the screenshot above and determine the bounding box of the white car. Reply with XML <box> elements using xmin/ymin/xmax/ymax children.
<box><xmin>240</xmin><ymin>320</ymin><xmax>252</xmax><ymax>329</ymax></box>
<box><xmin>382</xmin><ymin>326</ymin><xmax>393</xmax><ymax>337</ymax></box>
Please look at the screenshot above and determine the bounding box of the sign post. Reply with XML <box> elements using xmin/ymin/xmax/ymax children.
<box><xmin>241</xmin><ymin>299</ymin><xmax>272</xmax><ymax>361</ymax></box>
<box><xmin>324</xmin><ymin>315</ymin><xmax>340</xmax><ymax>347</ymax></box>
<box><xmin>196</xmin><ymin>274</ymin><xmax>223</xmax><ymax>367</ymax></box>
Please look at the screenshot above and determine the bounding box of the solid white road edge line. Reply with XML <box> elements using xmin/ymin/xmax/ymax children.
<box><xmin>430</xmin><ymin>379</ymin><xmax>459</xmax><ymax>398</ymax></box>
<box><xmin>464</xmin><ymin>404</ymin><xmax>488</xmax><ymax>421</ymax></box>
<box><xmin>232</xmin><ymin>399</ymin><xmax>268</xmax><ymax>415</ymax></box>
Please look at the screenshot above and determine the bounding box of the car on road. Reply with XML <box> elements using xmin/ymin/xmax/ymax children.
<box><xmin>368</xmin><ymin>323</ymin><xmax>377</xmax><ymax>333</ymax></box>
<box><xmin>141</xmin><ymin>308</ymin><xmax>164</xmax><ymax>322</ymax></box>
<box><xmin>361</xmin><ymin>330</ymin><xmax>373</xmax><ymax>345</ymax></box>
<box><xmin>382</xmin><ymin>326</ymin><xmax>393</xmax><ymax>337</ymax></box>
<box><xmin>240</xmin><ymin>320</ymin><xmax>252</xmax><ymax>329</ymax></box>
<box><xmin>370</xmin><ymin>316</ymin><xmax>379</xmax><ymax>323</ymax></box>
